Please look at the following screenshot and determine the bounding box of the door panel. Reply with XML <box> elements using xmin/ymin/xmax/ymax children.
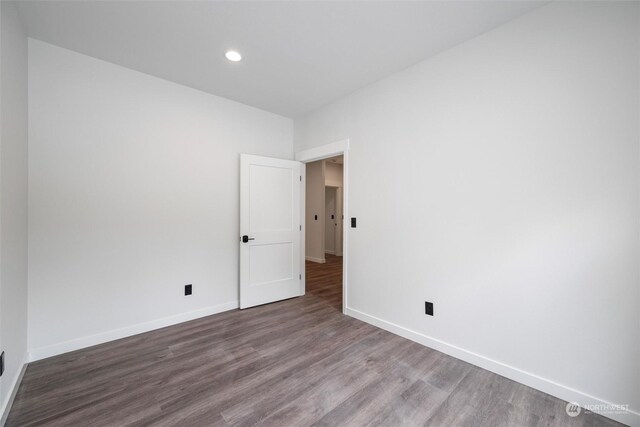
<box><xmin>249</xmin><ymin>165</ymin><xmax>293</xmax><ymax>231</ymax></box>
<box><xmin>249</xmin><ymin>242</ymin><xmax>293</xmax><ymax>283</ymax></box>
<box><xmin>240</xmin><ymin>154</ymin><xmax>302</xmax><ymax>309</ymax></box>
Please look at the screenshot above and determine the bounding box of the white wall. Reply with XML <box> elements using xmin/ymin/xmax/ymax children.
<box><xmin>0</xmin><ymin>0</ymin><xmax>29</xmax><ymax>418</ymax></box>
<box><xmin>324</xmin><ymin>161</ymin><xmax>343</xmax><ymax>187</ymax></box>
<box><xmin>324</xmin><ymin>161</ymin><xmax>343</xmax><ymax>256</ymax></box>
<box><xmin>335</xmin><ymin>187</ymin><xmax>343</xmax><ymax>257</ymax></box>
<box><xmin>295</xmin><ymin>2</ymin><xmax>640</xmax><ymax>424</ymax></box>
<box><xmin>28</xmin><ymin>40</ymin><xmax>293</xmax><ymax>358</ymax></box>
<box><xmin>324</xmin><ymin>187</ymin><xmax>336</xmax><ymax>253</ymax></box>
<box><xmin>305</xmin><ymin>160</ymin><xmax>325</xmax><ymax>262</ymax></box>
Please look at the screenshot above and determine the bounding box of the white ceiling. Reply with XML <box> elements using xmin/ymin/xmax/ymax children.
<box><xmin>16</xmin><ymin>1</ymin><xmax>545</xmax><ymax>118</ymax></box>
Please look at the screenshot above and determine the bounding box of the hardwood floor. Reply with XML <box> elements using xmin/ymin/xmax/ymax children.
<box><xmin>306</xmin><ymin>254</ymin><xmax>343</xmax><ymax>311</ymax></box>
<box><xmin>7</xmin><ymin>257</ymin><xmax>621</xmax><ymax>426</ymax></box>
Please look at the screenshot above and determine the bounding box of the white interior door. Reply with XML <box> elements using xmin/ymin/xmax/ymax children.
<box><xmin>240</xmin><ymin>154</ymin><xmax>302</xmax><ymax>309</ymax></box>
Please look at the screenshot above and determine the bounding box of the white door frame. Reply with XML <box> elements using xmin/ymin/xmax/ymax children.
<box><xmin>296</xmin><ymin>139</ymin><xmax>349</xmax><ymax>314</ymax></box>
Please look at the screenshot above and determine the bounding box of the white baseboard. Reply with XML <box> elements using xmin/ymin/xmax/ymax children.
<box><xmin>305</xmin><ymin>256</ymin><xmax>325</xmax><ymax>263</ymax></box>
<box><xmin>325</xmin><ymin>250</ymin><xmax>335</xmax><ymax>255</ymax></box>
<box><xmin>345</xmin><ymin>307</ymin><xmax>639</xmax><ymax>427</ymax></box>
<box><xmin>1</xmin><ymin>355</ymin><xmax>28</xmax><ymax>426</ymax></box>
<box><xmin>28</xmin><ymin>301</ymin><xmax>239</xmax><ymax>362</ymax></box>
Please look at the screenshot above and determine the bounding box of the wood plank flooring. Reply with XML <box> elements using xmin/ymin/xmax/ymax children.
<box><xmin>306</xmin><ymin>254</ymin><xmax>343</xmax><ymax>311</ymax></box>
<box><xmin>6</xmin><ymin>256</ymin><xmax>622</xmax><ymax>426</ymax></box>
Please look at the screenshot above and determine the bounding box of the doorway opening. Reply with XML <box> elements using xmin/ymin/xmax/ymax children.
<box><xmin>304</xmin><ymin>155</ymin><xmax>344</xmax><ymax>311</ymax></box>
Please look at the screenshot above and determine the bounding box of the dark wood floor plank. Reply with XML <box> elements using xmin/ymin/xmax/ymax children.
<box><xmin>367</xmin><ymin>379</ymin><xmax>449</xmax><ymax>426</ymax></box>
<box><xmin>6</xmin><ymin>255</ymin><xmax>623</xmax><ymax>427</ymax></box>
<box><xmin>306</xmin><ymin>255</ymin><xmax>343</xmax><ymax>311</ymax></box>
<box><xmin>311</xmin><ymin>376</ymin><xmax>414</xmax><ymax>426</ymax></box>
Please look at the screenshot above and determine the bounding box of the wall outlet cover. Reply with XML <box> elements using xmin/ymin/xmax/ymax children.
<box><xmin>425</xmin><ymin>301</ymin><xmax>434</xmax><ymax>316</ymax></box>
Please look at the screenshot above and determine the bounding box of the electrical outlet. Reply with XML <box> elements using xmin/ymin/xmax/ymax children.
<box><xmin>425</xmin><ymin>301</ymin><xmax>434</xmax><ymax>316</ymax></box>
<box><xmin>185</xmin><ymin>284</ymin><xmax>192</xmax><ymax>296</ymax></box>
<box><xmin>0</xmin><ymin>351</ymin><xmax>4</xmax><ymax>377</ymax></box>
<box><xmin>351</xmin><ymin>217</ymin><xmax>357</xmax><ymax>228</ymax></box>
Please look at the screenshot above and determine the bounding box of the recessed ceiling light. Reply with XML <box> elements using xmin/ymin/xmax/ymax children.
<box><xmin>225</xmin><ymin>51</ymin><xmax>242</xmax><ymax>62</ymax></box>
